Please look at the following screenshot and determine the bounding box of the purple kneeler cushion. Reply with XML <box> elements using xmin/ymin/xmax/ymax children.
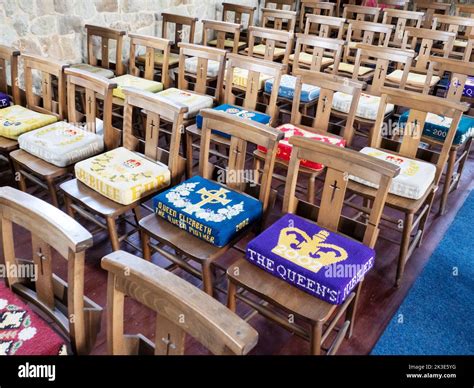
<box><xmin>246</xmin><ymin>213</ymin><xmax>375</xmax><ymax>305</ymax></box>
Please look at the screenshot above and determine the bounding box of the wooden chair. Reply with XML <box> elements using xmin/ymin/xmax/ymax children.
<box><xmin>342</xmin><ymin>5</ymin><xmax>380</xmax><ymax>23</ymax></box>
<box><xmin>228</xmin><ymin>137</ymin><xmax>399</xmax><ymax>355</ymax></box>
<box><xmin>264</xmin><ymin>0</ymin><xmax>297</xmax><ymax>11</ymax></box>
<box><xmin>161</xmin><ymin>13</ymin><xmax>198</xmax><ymax>54</ymax></box>
<box><xmin>60</xmin><ymin>88</ymin><xmax>188</xmax><ymax>252</ymax></box>
<box><xmin>261</xmin><ymin>8</ymin><xmax>298</xmax><ymax>32</ymax></box>
<box><xmin>423</xmin><ymin>57</ymin><xmax>474</xmax><ymax>215</ymax></box>
<box><xmin>203</xmin><ymin>19</ymin><xmax>244</xmax><ymax>54</ymax></box>
<box><xmin>222</xmin><ymin>2</ymin><xmax>256</xmax><ymax>40</ymax></box>
<box><xmin>346</xmin><ymin>87</ymin><xmax>468</xmax><ymax>286</ymax></box>
<box><xmin>379</xmin><ymin>0</ymin><xmax>409</xmax><ymax>9</ymax></box>
<box><xmin>0</xmin><ymin>186</ymin><xmax>102</xmax><ymax>355</ymax></box>
<box><xmin>256</xmin><ymin>69</ymin><xmax>363</xmax><ymax>203</ymax></box>
<box><xmin>71</xmin><ymin>24</ymin><xmax>126</xmax><ymax>78</ymax></box>
<box><xmin>455</xmin><ymin>3</ymin><xmax>474</xmax><ymax>37</ymax></box>
<box><xmin>381</xmin><ymin>9</ymin><xmax>424</xmax><ymax>48</ymax></box>
<box><xmin>431</xmin><ymin>15</ymin><xmax>474</xmax><ymax>60</ymax></box>
<box><xmin>139</xmin><ymin>109</ymin><xmax>284</xmax><ymax>296</ymax></box>
<box><xmin>385</xmin><ymin>27</ymin><xmax>456</xmax><ymax>92</ymax></box>
<box><xmin>102</xmin><ymin>250</ymin><xmax>258</xmax><ymax>355</ymax></box>
<box><xmin>303</xmin><ymin>14</ymin><xmax>346</xmax><ymax>39</ymax></box>
<box><xmin>299</xmin><ymin>1</ymin><xmax>336</xmax><ymax>32</ymax></box>
<box><xmin>413</xmin><ymin>1</ymin><xmax>451</xmax><ymax>29</ymax></box>
<box><xmin>244</xmin><ymin>26</ymin><xmax>294</xmax><ymax>65</ymax></box>
<box><xmin>11</xmin><ymin>67</ymin><xmax>116</xmax><ymax>208</ymax></box>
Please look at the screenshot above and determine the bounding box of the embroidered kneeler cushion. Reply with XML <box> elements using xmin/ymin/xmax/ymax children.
<box><xmin>258</xmin><ymin>124</ymin><xmax>345</xmax><ymax>171</ymax></box>
<box><xmin>399</xmin><ymin>110</ymin><xmax>474</xmax><ymax>146</ymax></box>
<box><xmin>70</xmin><ymin>63</ymin><xmax>115</xmax><ymax>79</ymax></box>
<box><xmin>157</xmin><ymin>88</ymin><xmax>213</xmax><ymax>119</ymax></box>
<box><xmin>245</xmin><ymin>44</ymin><xmax>287</xmax><ymax>57</ymax></box>
<box><xmin>246</xmin><ymin>213</ymin><xmax>375</xmax><ymax>305</ymax></box>
<box><xmin>227</xmin><ymin>68</ymin><xmax>273</xmax><ymax>90</ymax></box>
<box><xmin>264</xmin><ymin>74</ymin><xmax>320</xmax><ymax>103</ymax></box>
<box><xmin>111</xmin><ymin>74</ymin><xmax>164</xmax><ymax>100</ymax></box>
<box><xmin>18</xmin><ymin>122</ymin><xmax>104</xmax><ymax>167</ymax></box>
<box><xmin>0</xmin><ymin>105</ymin><xmax>57</xmax><ymax>140</ymax></box>
<box><xmin>453</xmin><ymin>39</ymin><xmax>468</xmax><ymax>48</ymax></box>
<box><xmin>196</xmin><ymin>104</ymin><xmax>271</xmax><ymax>138</ymax></box>
<box><xmin>75</xmin><ymin>147</ymin><xmax>170</xmax><ymax>205</ymax></box>
<box><xmin>463</xmin><ymin>76</ymin><xmax>474</xmax><ymax>98</ymax></box>
<box><xmin>0</xmin><ymin>92</ymin><xmax>11</xmax><ymax>108</ymax></box>
<box><xmin>208</xmin><ymin>39</ymin><xmax>246</xmax><ymax>49</ymax></box>
<box><xmin>327</xmin><ymin>62</ymin><xmax>373</xmax><ymax>76</ymax></box>
<box><xmin>332</xmin><ymin>92</ymin><xmax>394</xmax><ymax>121</ymax></box>
<box><xmin>350</xmin><ymin>147</ymin><xmax>436</xmax><ymax>200</ymax></box>
<box><xmin>386</xmin><ymin>69</ymin><xmax>440</xmax><ymax>88</ymax></box>
<box><xmin>0</xmin><ymin>282</ymin><xmax>67</xmax><ymax>355</ymax></box>
<box><xmin>137</xmin><ymin>52</ymin><xmax>180</xmax><ymax>66</ymax></box>
<box><xmin>288</xmin><ymin>52</ymin><xmax>334</xmax><ymax>67</ymax></box>
<box><xmin>184</xmin><ymin>57</ymin><xmax>220</xmax><ymax>77</ymax></box>
<box><xmin>152</xmin><ymin>175</ymin><xmax>263</xmax><ymax>247</ymax></box>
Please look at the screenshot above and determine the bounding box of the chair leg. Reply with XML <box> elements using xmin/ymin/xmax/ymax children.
<box><xmin>396</xmin><ymin>212</ymin><xmax>414</xmax><ymax>287</ymax></box>
<box><xmin>253</xmin><ymin>157</ymin><xmax>261</xmax><ymax>184</ymax></box>
<box><xmin>439</xmin><ymin>148</ymin><xmax>456</xmax><ymax>216</ymax></box>
<box><xmin>46</xmin><ymin>178</ymin><xmax>59</xmax><ymax>208</ymax></box>
<box><xmin>12</xmin><ymin>161</ymin><xmax>26</xmax><ymax>192</ymax></box>
<box><xmin>185</xmin><ymin>131</ymin><xmax>194</xmax><ymax>179</ymax></box>
<box><xmin>106</xmin><ymin>216</ymin><xmax>121</xmax><ymax>251</ymax></box>
<box><xmin>308</xmin><ymin>174</ymin><xmax>316</xmax><ymax>204</ymax></box>
<box><xmin>345</xmin><ymin>282</ymin><xmax>362</xmax><ymax>339</ymax></box>
<box><xmin>141</xmin><ymin>231</ymin><xmax>152</xmax><ymax>261</ymax></box>
<box><xmin>227</xmin><ymin>279</ymin><xmax>237</xmax><ymax>312</ymax></box>
<box><xmin>63</xmin><ymin>194</ymin><xmax>75</xmax><ymax>218</ymax></box>
<box><xmin>453</xmin><ymin>138</ymin><xmax>472</xmax><ymax>191</ymax></box>
<box><xmin>310</xmin><ymin>321</ymin><xmax>323</xmax><ymax>355</ymax></box>
<box><xmin>202</xmin><ymin>259</ymin><xmax>215</xmax><ymax>297</ymax></box>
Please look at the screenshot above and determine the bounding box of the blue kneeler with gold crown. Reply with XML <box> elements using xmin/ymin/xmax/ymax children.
<box><xmin>0</xmin><ymin>92</ymin><xmax>11</xmax><ymax>109</ymax></box>
<box><xmin>152</xmin><ymin>175</ymin><xmax>263</xmax><ymax>247</ymax></box>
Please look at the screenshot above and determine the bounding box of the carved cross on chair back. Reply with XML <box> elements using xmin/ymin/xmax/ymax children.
<box><xmin>85</xmin><ymin>24</ymin><xmax>126</xmax><ymax>76</ymax></box>
<box><xmin>0</xmin><ymin>186</ymin><xmax>101</xmax><ymax>355</ymax></box>
<box><xmin>0</xmin><ymin>45</ymin><xmax>20</xmax><ymax>104</ymax></box>
<box><xmin>161</xmin><ymin>13</ymin><xmax>198</xmax><ymax>53</ymax></box>
<box><xmin>381</xmin><ymin>9</ymin><xmax>424</xmax><ymax>48</ymax></box>
<box><xmin>304</xmin><ymin>14</ymin><xmax>346</xmax><ymax>39</ymax></box>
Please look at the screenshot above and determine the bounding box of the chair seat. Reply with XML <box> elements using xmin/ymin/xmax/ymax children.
<box><xmin>208</xmin><ymin>39</ymin><xmax>246</xmax><ymax>49</ymax></box>
<box><xmin>454</xmin><ymin>39</ymin><xmax>468</xmax><ymax>48</ymax></box>
<box><xmin>156</xmin><ymin>88</ymin><xmax>213</xmax><ymax>119</ymax></box>
<box><xmin>349</xmin><ymin>147</ymin><xmax>436</xmax><ymax>200</ymax></box>
<box><xmin>0</xmin><ymin>105</ymin><xmax>57</xmax><ymax>140</ymax></box>
<box><xmin>463</xmin><ymin>76</ymin><xmax>474</xmax><ymax>97</ymax></box>
<box><xmin>226</xmin><ymin>68</ymin><xmax>273</xmax><ymax>90</ymax></box>
<box><xmin>74</xmin><ymin>147</ymin><xmax>171</xmax><ymax>205</ymax></box>
<box><xmin>18</xmin><ymin>121</ymin><xmax>104</xmax><ymax>167</ymax></box>
<box><xmin>289</xmin><ymin>52</ymin><xmax>334</xmax><ymax>67</ymax></box>
<box><xmin>184</xmin><ymin>57</ymin><xmax>221</xmax><ymax>77</ymax></box>
<box><xmin>265</xmin><ymin>74</ymin><xmax>320</xmax><ymax>103</ymax></box>
<box><xmin>245</xmin><ymin>44</ymin><xmax>287</xmax><ymax>57</ymax></box>
<box><xmin>0</xmin><ymin>282</ymin><xmax>67</xmax><ymax>355</ymax></box>
<box><xmin>332</xmin><ymin>92</ymin><xmax>394</xmax><ymax>121</ymax></box>
<box><xmin>136</xmin><ymin>52</ymin><xmax>180</xmax><ymax>66</ymax></box>
<box><xmin>257</xmin><ymin>124</ymin><xmax>345</xmax><ymax>172</ymax></box>
<box><xmin>0</xmin><ymin>136</ymin><xmax>18</xmax><ymax>153</ymax></box>
<box><xmin>151</xmin><ymin>175</ymin><xmax>263</xmax><ymax>247</ymax></box>
<box><xmin>70</xmin><ymin>63</ymin><xmax>115</xmax><ymax>79</ymax></box>
<box><xmin>327</xmin><ymin>62</ymin><xmax>373</xmax><ymax>76</ymax></box>
<box><xmin>111</xmin><ymin>75</ymin><xmax>163</xmax><ymax>100</ymax></box>
<box><xmin>399</xmin><ymin>110</ymin><xmax>474</xmax><ymax>146</ymax></box>
<box><xmin>10</xmin><ymin>149</ymin><xmax>69</xmax><ymax>179</ymax></box>
<box><xmin>0</xmin><ymin>92</ymin><xmax>11</xmax><ymax>109</ymax></box>
<box><xmin>386</xmin><ymin>69</ymin><xmax>440</xmax><ymax>88</ymax></box>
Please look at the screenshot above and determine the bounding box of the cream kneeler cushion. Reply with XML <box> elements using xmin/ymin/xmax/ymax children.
<box><xmin>157</xmin><ymin>88</ymin><xmax>213</xmax><ymax>119</ymax></box>
<box><xmin>332</xmin><ymin>92</ymin><xmax>394</xmax><ymax>121</ymax></box>
<box><xmin>184</xmin><ymin>57</ymin><xmax>221</xmax><ymax>77</ymax></box>
<box><xmin>246</xmin><ymin>44</ymin><xmax>287</xmax><ymax>57</ymax></box>
<box><xmin>350</xmin><ymin>147</ymin><xmax>436</xmax><ymax>200</ymax></box>
<box><xmin>111</xmin><ymin>75</ymin><xmax>164</xmax><ymax>100</ymax></box>
<box><xmin>18</xmin><ymin>122</ymin><xmax>104</xmax><ymax>167</ymax></box>
<box><xmin>75</xmin><ymin>147</ymin><xmax>171</xmax><ymax>205</ymax></box>
<box><xmin>289</xmin><ymin>52</ymin><xmax>334</xmax><ymax>67</ymax></box>
<box><xmin>227</xmin><ymin>67</ymin><xmax>273</xmax><ymax>90</ymax></box>
<box><xmin>386</xmin><ymin>69</ymin><xmax>441</xmax><ymax>88</ymax></box>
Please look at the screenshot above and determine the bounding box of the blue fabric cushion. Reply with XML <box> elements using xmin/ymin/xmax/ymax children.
<box><xmin>399</xmin><ymin>110</ymin><xmax>474</xmax><ymax>145</ymax></box>
<box><xmin>463</xmin><ymin>76</ymin><xmax>474</xmax><ymax>98</ymax></box>
<box><xmin>246</xmin><ymin>214</ymin><xmax>375</xmax><ymax>305</ymax></box>
<box><xmin>196</xmin><ymin>104</ymin><xmax>271</xmax><ymax>139</ymax></box>
<box><xmin>152</xmin><ymin>175</ymin><xmax>263</xmax><ymax>247</ymax></box>
<box><xmin>264</xmin><ymin>74</ymin><xmax>320</xmax><ymax>103</ymax></box>
<box><xmin>0</xmin><ymin>92</ymin><xmax>11</xmax><ymax>109</ymax></box>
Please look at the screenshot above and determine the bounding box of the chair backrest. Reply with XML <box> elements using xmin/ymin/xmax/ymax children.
<box><xmin>0</xmin><ymin>186</ymin><xmax>101</xmax><ymax>355</ymax></box>
<box><xmin>202</xmin><ymin>19</ymin><xmax>243</xmax><ymax>53</ymax></box>
<box><xmin>293</xmin><ymin>34</ymin><xmax>345</xmax><ymax>73</ymax></box>
<box><xmin>161</xmin><ymin>13</ymin><xmax>198</xmax><ymax>53</ymax></box>
<box><xmin>222</xmin><ymin>3</ymin><xmax>256</xmax><ymax>31</ymax></box>
<box><xmin>290</xmin><ymin>69</ymin><xmax>363</xmax><ymax>145</ymax></box>
<box><xmin>382</xmin><ymin>9</ymin><xmax>424</xmax><ymax>48</ymax></box>
<box><xmin>304</xmin><ymin>14</ymin><xmax>346</xmax><ymax>39</ymax></box>
<box><xmin>85</xmin><ymin>24</ymin><xmax>126</xmax><ymax>76</ymax></box>
<box><xmin>342</xmin><ymin>5</ymin><xmax>380</xmax><ymax>23</ymax></box>
<box><xmin>177</xmin><ymin>43</ymin><xmax>227</xmax><ymax>102</ymax></box>
<box><xmin>22</xmin><ymin>54</ymin><xmax>68</xmax><ymax>121</ymax></box>
<box><xmin>352</xmin><ymin>44</ymin><xmax>415</xmax><ymax>94</ymax></box>
<box><xmin>246</xmin><ymin>26</ymin><xmax>294</xmax><ymax>65</ymax></box>
<box><xmin>372</xmin><ymin>87</ymin><xmax>468</xmax><ymax>185</ymax></box>
<box><xmin>413</xmin><ymin>0</ymin><xmax>451</xmax><ymax>28</ymax></box>
<box><xmin>128</xmin><ymin>33</ymin><xmax>172</xmax><ymax>88</ymax></box>
<box><xmin>264</xmin><ymin>0</ymin><xmax>296</xmax><ymax>11</ymax></box>
<box><xmin>425</xmin><ymin>56</ymin><xmax>474</xmax><ymax>101</ymax></box>
<box><xmin>102</xmin><ymin>250</ymin><xmax>258</xmax><ymax>355</ymax></box>
<box><xmin>122</xmin><ymin>88</ymin><xmax>188</xmax><ymax>185</ymax></box>
<box><xmin>431</xmin><ymin>15</ymin><xmax>474</xmax><ymax>61</ymax></box>
<box><xmin>401</xmin><ymin>27</ymin><xmax>455</xmax><ymax>72</ymax></box>
<box><xmin>261</xmin><ymin>8</ymin><xmax>297</xmax><ymax>32</ymax></box>
<box><xmin>0</xmin><ymin>45</ymin><xmax>20</xmax><ymax>105</ymax></box>
<box><xmin>299</xmin><ymin>1</ymin><xmax>336</xmax><ymax>31</ymax></box>
<box><xmin>199</xmin><ymin>109</ymin><xmax>284</xmax><ymax>210</ymax></box>
<box><xmin>382</xmin><ymin>0</ymin><xmax>409</xmax><ymax>10</ymax></box>
<box><xmin>282</xmin><ymin>136</ymin><xmax>399</xmax><ymax>248</ymax></box>
<box><xmin>344</xmin><ymin>21</ymin><xmax>393</xmax><ymax>63</ymax></box>
<box><xmin>224</xmin><ymin>53</ymin><xmax>286</xmax><ymax>125</ymax></box>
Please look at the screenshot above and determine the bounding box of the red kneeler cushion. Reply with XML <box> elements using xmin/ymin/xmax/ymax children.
<box><xmin>258</xmin><ymin>124</ymin><xmax>346</xmax><ymax>171</ymax></box>
<box><xmin>0</xmin><ymin>282</ymin><xmax>67</xmax><ymax>355</ymax></box>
